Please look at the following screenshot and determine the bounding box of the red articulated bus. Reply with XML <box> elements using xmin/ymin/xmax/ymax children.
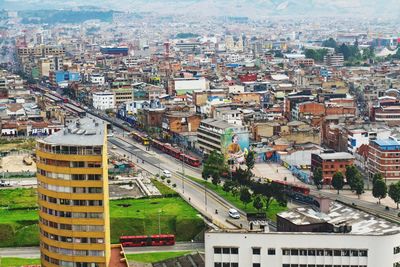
<box><xmin>164</xmin><ymin>145</ymin><xmax>182</xmax><ymax>159</ymax></box>
<box><xmin>180</xmin><ymin>154</ymin><xmax>201</xmax><ymax>168</ymax></box>
<box><xmin>272</xmin><ymin>180</ymin><xmax>310</xmax><ymax>195</ymax></box>
<box><xmin>146</xmin><ymin>138</ymin><xmax>202</xmax><ymax>168</ymax></box>
<box><xmin>120</xmin><ymin>234</ymin><xmax>175</xmax><ymax>247</ymax></box>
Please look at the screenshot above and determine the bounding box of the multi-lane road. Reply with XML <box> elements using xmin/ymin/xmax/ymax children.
<box><xmin>0</xmin><ymin>242</ymin><xmax>205</xmax><ymax>259</ymax></box>
<box><xmin>108</xmin><ymin>135</ymin><xmax>249</xmax><ymax>229</ymax></box>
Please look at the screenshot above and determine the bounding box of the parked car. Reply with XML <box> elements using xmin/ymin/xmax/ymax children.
<box><xmin>162</xmin><ymin>170</ymin><xmax>172</xmax><ymax>178</ymax></box>
<box><xmin>228</xmin><ymin>208</ymin><xmax>240</xmax><ymax>219</ymax></box>
<box><xmin>0</xmin><ymin>180</ymin><xmax>11</xmax><ymax>187</ymax></box>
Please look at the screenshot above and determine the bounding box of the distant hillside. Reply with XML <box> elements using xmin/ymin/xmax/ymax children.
<box><xmin>19</xmin><ymin>10</ymin><xmax>114</xmax><ymax>24</ymax></box>
<box><xmin>1</xmin><ymin>0</ymin><xmax>399</xmax><ymax>18</ymax></box>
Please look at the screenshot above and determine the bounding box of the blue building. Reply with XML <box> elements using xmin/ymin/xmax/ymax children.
<box><xmin>55</xmin><ymin>71</ymin><xmax>81</xmax><ymax>84</ymax></box>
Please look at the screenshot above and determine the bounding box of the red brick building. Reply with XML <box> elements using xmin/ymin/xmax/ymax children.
<box><xmin>162</xmin><ymin>111</ymin><xmax>201</xmax><ymax>134</ymax></box>
<box><xmin>368</xmin><ymin>138</ymin><xmax>400</xmax><ymax>183</ymax></box>
<box><xmin>311</xmin><ymin>151</ymin><xmax>355</xmax><ymax>184</ymax></box>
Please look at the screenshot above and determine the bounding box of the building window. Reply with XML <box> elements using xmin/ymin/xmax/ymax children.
<box><xmin>342</xmin><ymin>250</ymin><xmax>350</xmax><ymax>256</ymax></box>
<box><xmin>253</xmin><ymin>264</ymin><xmax>260</xmax><ymax>267</ymax></box>
<box><xmin>222</xmin><ymin>248</ymin><xmax>230</xmax><ymax>254</ymax></box>
<box><xmin>231</xmin><ymin>248</ymin><xmax>239</xmax><ymax>254</ymax></box>
<box><xmin>214</xmin><ymin>247</ymin><xmax>221</xmax><ymax>254</ymax></box>
<box><xmin>290</xmin><ymin>249</ymin><xmax>299</xmax><ymax>256</ymax></box>
<box><xmin>252</xmin><ymin>248</ymin><xmax>261</xmax><ymax>255</ymax></box>
<box><xmin>268</xmin><ymin>248</ymin><xmax>275</xmax><ymax>255</ymax></box>
<box><xmin>359</xmin><ymin>250</ymin><xmax>368</xmax><ymax>257</ymax></box>
<box><xmin>282</xmin><ymin>249</ymin><xmax>290</xmax><ymax>256</ymax></box>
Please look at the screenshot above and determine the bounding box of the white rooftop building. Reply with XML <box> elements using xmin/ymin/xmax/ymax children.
<box><xmin>205</xmin><ymin>202</ymin><xmax>400</xmax><ymax>267</ymax></box>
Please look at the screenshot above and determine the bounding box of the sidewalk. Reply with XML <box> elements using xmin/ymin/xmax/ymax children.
<box><xmin>321</xmin><ymin>188</ymin><xmax>399</xmax><ymax>210</ymax></box>
<box><xmin>254</xmin><ymin>162</ymin><xmax>400</xmax><ymax>210</ymax></box>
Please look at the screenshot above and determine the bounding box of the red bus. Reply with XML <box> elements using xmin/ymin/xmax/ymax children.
<box><xmin>150</xmin><ymin>139</ymin><xmax>201</xmax><ymax>168</ymax></box>
<box><xmin>181</xmin><ymin>154</ymin><xmax>201</xmax><ymax>167</ymax></box>
<box><xmin>272</xmin><ymin>180</ymin><xmax>310</xmax><ymax>195</ymax></box>
<box><xmin>164</xmin><ymin>145</ymin><xmax>182</xmax><ymax>159</ymax></box>
<box><xmin>120</xmin><ymin>234</ymin><xmax>175</xmax><ymax>247</ymax></box>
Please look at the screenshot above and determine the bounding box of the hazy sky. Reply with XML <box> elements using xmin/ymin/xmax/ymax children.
<box><xmin>1</xmin><ymin>0</ymin><xmax>399</xmax><ymax>18</ymax></box>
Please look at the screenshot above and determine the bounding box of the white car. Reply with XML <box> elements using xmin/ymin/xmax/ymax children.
<box><xmin>162</xmin><ymin>170</ymin><xmax>172</xmax><ymax>178</ymax></box>
<box><xmin>228</xmin><ymin>208</ymin><xmax>240</xmax><ymax>219</ymax></box>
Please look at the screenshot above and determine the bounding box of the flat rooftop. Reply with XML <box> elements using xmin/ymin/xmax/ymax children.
<box><xmin>201</xmin><ymin>118</ymin><xmax>241</xmax><ymax>130</ymax></box>
<box><xmin>42</xmin><ymin>117</ymin><xmax>105</xmax><ymax>146</ymax></box>
<box><xmin>372</xmin><ymin>138</ymin><xmax>400</xmax><ymax>147</ymax></box>
<box><xmin>317</xmin><ymin>152</ymin><xmax>355</xmax><ymax>160</ymax></box>
<box><xmin>278</xmin><ymin>202</ymin><xmax>400</xmax><ymax>236</ymax></box>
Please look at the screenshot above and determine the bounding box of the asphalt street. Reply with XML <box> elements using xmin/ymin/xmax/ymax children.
<box><xmin>0</xmin><ymin>242</ymin><xmax>205</xmax><ymax>259</ymax></box>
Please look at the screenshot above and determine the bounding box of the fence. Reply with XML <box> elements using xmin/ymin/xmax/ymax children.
<box><xmin>0</xmin><ymin>171</ymin><xmax>36</xmax><ymax>178</ymax></box>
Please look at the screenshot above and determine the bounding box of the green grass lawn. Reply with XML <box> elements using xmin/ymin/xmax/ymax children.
<box><xmin>0</xmin><ymin>188</ymin><xmax>38</xmax><ymax>209</ymax></box>
<box><xmin>110</xmin><ymin>197</ymin><xmax>204</xmax><ymax>243</ymax></box>
<box><xmin>0</xmin><ymin>188</ymin><xmax>205</xmax><ymax>247</ymax></box>
<box><xmin>126</xmin><ymin>251</ymin><xmax>191</xmax><ymax>263</ymax></box>
<box><xmin>151</xmin><ymin>178</ymin><xmax>178</xmax><ymax>195</ymax></box>
<box><xmin>0</xmin><ymin>189</ymin><xmax>40</xmax><ymax>247</ymax></box>
<box><xmin>0</xmin><ymin>257</ymin><xmax>40</xmax><ymax>267</ymax></box>
<box><xmin>184</xmin><ymin>174</ymin><xmax>287</xmax><ymax>221</ymax></box>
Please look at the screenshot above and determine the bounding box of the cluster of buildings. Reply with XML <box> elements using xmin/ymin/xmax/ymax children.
<box><xmin>206</xmin><ymin>198</ymin><xmax>400</xmax><ymax>267</ymax></box>
<box><xmin>1</xmin><ymin>9</ymin><xmax>400</xmax><ymax>267</ymax></box>
<box><xmin>1</xmin><ymin>13</ymin><xmax>400</xmax><ymax>184</ymax></box>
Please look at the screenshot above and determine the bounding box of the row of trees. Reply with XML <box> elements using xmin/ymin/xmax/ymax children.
<box><xmin>305</xmin><ymin>38</ymin><xmax>375</xmax><ymax>64</ymax></box>
<box><xmin>313</xmin><ymin>165</ymin><xmax>400</xmax><ymax>208</ymax></box>
<box><xmin>202</xmin><ymin>149</ymin><xmax>287</xmax><ymax>212</ymax></box>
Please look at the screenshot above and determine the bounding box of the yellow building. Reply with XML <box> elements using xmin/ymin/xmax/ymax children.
<box><xmin>36</xmin><ymin>118</ymin><xmax>111</xmax><ymax>267</ymax></box>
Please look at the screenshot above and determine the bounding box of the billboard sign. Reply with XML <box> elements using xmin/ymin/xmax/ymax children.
<box><xmin>221</xmin><ymin>128</ymin><xmax>249</xmax><ymax>166</ymax></box>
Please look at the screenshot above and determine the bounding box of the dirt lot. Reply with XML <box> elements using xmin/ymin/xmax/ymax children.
<box><xmin>109</xmin><ymin>182</ymin><xmax>144</xmax><ymax>199</ymax></box>
<box><xmin>0</xmin><ymin>154</ymin><xmax>37</xmax><ymax>173</ymax></box>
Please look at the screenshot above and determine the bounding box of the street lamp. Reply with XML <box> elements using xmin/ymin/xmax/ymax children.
<box><xmin>181</xmin><ymin>147</ymin><xmax>185</xmax><ymax>194</ymax></box>
<box><xmin>204</xmin><ymin>183</ymin><xmax>207</xmax><ymax>212</ymax></box>
<box><xmin>158</xmin><ymin>209</ymin><xmax>162</xmax><ymax>235</ymax></box>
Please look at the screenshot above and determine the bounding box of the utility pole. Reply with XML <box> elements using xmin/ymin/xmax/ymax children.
<box><xmin>158</xmin><ymin>209</ymin><xmax>161</xmax><ymax>235</ymax></box>
<box><xmin>181</xmin><ymin>147</ymin><xmax>185</xmax><ymax>193</ymax></box>
<box><xmin>204</xmin><ymin>183</ymin><xmax>207</xmax><ymax>212</ymax></box>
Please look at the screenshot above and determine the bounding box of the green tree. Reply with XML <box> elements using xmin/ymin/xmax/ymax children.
<box><xmin>305</xmin><ymin>48</ymin><xmax>328</xmax><ymax>62</ymax></box>
<box><xmin>202</xmin><ymin>150</ymin><xmax>226</xmax><ymax>180</ymax></box>
<box><xmin>353</xmin><ymin>173</ymin><xmax>364</xmax><ymax>198</ymax></box>
<box><xmin>239</xmin><ymin>187</ymin><xmax>252</xmax><ymax>208</ymax></box>
<box><xmin>211</xmin><ymin>173</ymin><xmax>221</xmax><ymax>186</ymax></box>
<box><xmin>231</xmin><ymin>186</ymin><xmax>240</xmax><ymax>200</ymax></box>
<box><xmin>322</xmin><ymin>38</ymin><xmax>337</xmax><ymax>49</ymax></box>
<box><xmin>373</xmin><ymin>178</ymin><xmax>387</xmax><ymax>204</ymax></box>
<box><xmin>251</xmin><ymin>182</ymin><xmax>274</xmax><ymax>211</ymax></box>
<box><xmin>245</xmin><ymin>150</ymin><xmax>256</xmax><ymax>171</ymax></box>
<box><xmin>222</xmin><ymin>180</ymin><xmax>234</xmax><ymax>194</ymax></box>
<box><xmin>337</xmin><ymin>43</ymin><xmax>351</xmax><ymax>60</ymax></box>
<box><xmin>253</xmin><ymin>195</ymin><xmax>264</xmax><ymax>212</ymax></box>
<box><xmin>372</xmin><ymin>173</ymin><xmax>383</xmax><ymax>185</ymax></box>
<box><xmin>313</xmin><ymin>167</ymin><xmax>323</xmax><ymax>189</ymax></box>
<box><xmin>388</xmin><ymin>182</ymin><xmax>400</xmax><ymax>209</ymax></box>
<box><xmin>232</xmin><ymin>168</ymin><xmax>252</xmax><ymax>186</ymax></box>
<box><xmin>345</xmin><ymin>165</ymin><xmax>359</xmax><ymax>191</ymax></box>
<box><xmin>362</xmin><ymin>47</ymin><xmax>375</xmax><ymax>60</ymax></box>
<box><xmin>332</xmin><ymin>172</ymin><xmax>344</xmax><ymax>194</ymax></box>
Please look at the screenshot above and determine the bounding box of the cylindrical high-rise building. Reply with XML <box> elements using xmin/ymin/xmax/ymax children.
<box><xmin>36</xmin><ymin>118</ymin><xmax>110</xmax><ymax>267</ymax></box>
